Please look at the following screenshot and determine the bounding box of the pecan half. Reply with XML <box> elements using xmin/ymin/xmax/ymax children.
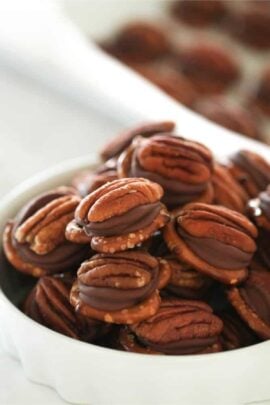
<box><xmin>129</xmin><ymin>299</ymin><xmax>223</xmax><ymax>354</ymax></box>
<box><xmin>73</xmin><ymin>178</ymin><xmax>170</xmax><ymax>253</ymax></box>
<box><xmin>70</xmin><ymin>251</ymin><xmax>161</xmax><ymax>324</ymax></box>
<box><xmin>24</xmin><ymin>275</ymin><xmax>110</xmax><ymax>341</ymax></box>
<box><xmin>3</xmin><ymin>188</ymin><xmax>89</xmax><ymax>276</ymax></box>
<box><xmin>212</xmin><ymin>163</ymin><xmax>248</xmax><ymax>212</ymax></box>
<box><xmin>118</xmin><ymin>134</ymin><xmax>214</xmax><ymax>209</ymax></box>
<box><xmin>164</xmin><ymin>203</ymin><xmax>258</xmax><ymax>284</ymax></box>
<box><xmin>229</xmin><ymin>150</ymin><xmax>270</xmax><ymax>198</ymax></box>
<box><xmin>228</xmin><ymin>270</ymin><xmax>270</xmax><ymax>339</ymax></box>
<box><xmin>100</xmin><ymin>121</ymin><xmax>175</xmax><ymax>161</ymax></box>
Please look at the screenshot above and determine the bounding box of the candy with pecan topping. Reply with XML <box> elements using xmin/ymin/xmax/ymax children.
<box><xmin>24</xmin><ymin>274</ymin><xmax>110</xmax><ymax>341</ymax></box>
<box><xmin>118</xmin><ymin>134</ymin><xmax>214</xmax><ymax>209</ymax></box>
<box><xmin>228</xmin><ymin>271</ymin><xmax>270</xmax><ymax>339</ymax></box>
<box><xmin>175</xmin><ymin>43</ymin><xmax>240</xmax><ymax>94</ymax></box>
<box><xmin>100</xmin><ymin>121</ymin><xmax>175</xmax><ymax>162</ymax></box>
<box><xmin>3</xmin><ymin>188</ymin><xmax>89</xmax><ymax>277</ymax></box>
<box><xmin>68</xmin><ymin>178</ymin><xmax>170</xmax><ymax>253</ymax></box>
<box><xmin>164</xmin><ymin>203</ymin><xmax>258</xmax><ymax>284</ymax></box>
<box><xmin>125</xmin><ymin>299</ymin><xmax>223</xmax><ymax>354</ymax></box>
<box><xmin>212</xmin><ymin>164</ymin><xmax>248</xmax><ymax>212</ymax></box>
<box><xmin>70</xmin><ymin>251</ymin><xmax>166</xmax><ymax>324</ymax></box>
<box><xmin>229</xmin><ymin>150</ymin><xmax>270</xmax><ymax>198</ymax></box>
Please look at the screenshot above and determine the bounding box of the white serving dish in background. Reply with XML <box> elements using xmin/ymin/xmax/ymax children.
<box><xmin>0</xmin><ymin>149</ymin><xmax>270</xmax><ymax>405</ymax></box>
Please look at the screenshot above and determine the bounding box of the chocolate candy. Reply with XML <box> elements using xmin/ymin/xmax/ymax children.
<box><xmin>164</xmin><ymin>203</ymin><xmax>258</xmax><ymax>284</ymax></box>
<box><xmin>118</xmin><ymin>134</ymin><xmax>214</xmax><ymax>209</ymax></box>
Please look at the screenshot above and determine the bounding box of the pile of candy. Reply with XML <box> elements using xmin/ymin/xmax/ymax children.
<box><xmin>100</xmin><ymin>0</ymin><xmax>270</xmax><ymax>143</ymax></box>
<box><xmin>3</xmin><ymin>121</ymin><xmax>270</xmax><ymax>354</ymax></box>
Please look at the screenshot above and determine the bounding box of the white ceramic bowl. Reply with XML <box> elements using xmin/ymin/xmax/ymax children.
<box><xmin>1</xmin><ymin>152</ymin><xmax>270</xmax><ymax>405</ymax></box>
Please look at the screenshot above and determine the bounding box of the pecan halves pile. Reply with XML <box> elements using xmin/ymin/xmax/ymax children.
<box><xmin>69</xmin><ymin>178</ymin><xmax>170</xmax><ymax>253</ymax></box>
<box><xmin>100</xmin><ymin>121</ymin><xmax>175</xmax><ymax>162</ymax></box>
<box><xmin>70</xmin><ymin>251</ymin><xmax>164</xmax><ymax>324</ymax></box>
<box><xmin>24</xmin><ymin>274</ymin><xmax>110</xmax><ymax>341</ymax></box>
<box><xmin>228</xmin><ymin>270</ymin><xmax>270</xmax><ymax>339</ymax></box>
<box><xmin>118</xmin><ymin>134</ymin><xmax>214</xmax><ymax>209</ymax></box>
<box><xmin>3</xmin><ymin>189</ymin><xmax>89</xmax><ymax>277</ymax></box>
<box><xmin>229</xmin><ymin>150</ymin><xmax>270</xmax><ymax>198</ymax></box>
<box><xmin>164</xmin><ymin>203</ymin><xmax>258</xmax><ymax>285</ymax></box>
<box><xmin>123</xmin><ymin>299</ymin><xmax>223</xmax><ymax>354</ymax></box>
<box><xmin>248</xmin><ymin>186</ymin><xmax>270</xmax><ymax>231</ymax></box>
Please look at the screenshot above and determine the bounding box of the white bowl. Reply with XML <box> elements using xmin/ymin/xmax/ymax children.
<box><xmin>1</xmin><ymin>151</ymin><xmax>270</xmax><ymax>405</ymax></box>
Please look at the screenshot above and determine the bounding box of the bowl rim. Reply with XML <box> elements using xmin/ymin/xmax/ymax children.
<box><xmin>0</xmin><ymin>152</ymin><xmax>269</xmax><ymax>363</ymax></box>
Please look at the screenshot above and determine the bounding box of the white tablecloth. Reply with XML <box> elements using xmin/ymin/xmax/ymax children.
<box><xmin>0</xmin><ymin>66</ymin><xmax>121</xmax><ymax>404</ymax></box>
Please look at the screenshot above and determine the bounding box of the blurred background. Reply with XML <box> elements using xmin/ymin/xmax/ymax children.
<box><xmin>1</xmin><ymin>0</ymin><xmax>270</xmax><ymax>194</ymax></box>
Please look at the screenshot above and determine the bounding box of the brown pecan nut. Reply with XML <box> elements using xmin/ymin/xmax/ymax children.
<box><xmin>70</xmin><ymin>251</ymin><xmax>162</xmax><ymax>324</ymax></box>
<box><xmin>118</xmin><ymin>134</ymin><xmax>214</xmax><ymax>210</ymax></box>
<box><xmin>195</xmin><ymin>97</ymin><xmax>262</xmax><ymax>140</ymax></box>
<box><xmin>228</xmin><ymin>271</ymin><xmax>270</xmax><ymax>339</ymax></box>
<box><xmin>119</xmin><ymin>327</ymin><xmax>160</xmax><ymax>354</ymax></box>
<box><xmin>72</xmin><ymin>178</ymin><xmax>170</xmax><ymax>253</ymax></box>
<box><xmin>3</xmin><ymin>188</ymin><xmax>89</xmax><ymax>277</ymax></box>
<box><xmin>170</xmin><ymin>0</ymin><xmax>226</xmax><ymax>27</ymax></box>
<box><xmin>219</xmin><ymin>310</ymin><xmax>259</xmax><ymax>351</ymax></box>
<box><xmin>127</xmin><ymin>299</ymin><xmax>223</xmax><ymax>354</ymax></box>
<box><xmin>166</xmin><ymin>257</ymin><xmax>212</xmax><ymax>299</ymax></box>
<box><xmin>72</xmin><ymin>159</ymin><xmax>118</xmax><ymax>197</ymax></box>
<box><xmin>24</xmin><ymin>274</ymin><xmax>110</xmax><ymax>341</ymax></box>
<box><xmin>106</xmin><ymin>21</ymin><xmax>171</xmax><ymax>63</ymax></box>
<box><xmin>248</xmin><ymin>186</ymin><xmax>270</xmax><ymax>231</ymax></box>
<box><xmin>229</xmin><ymin>150</ymin><xmax>270</xmax><ymax>198</ymax></box>
<box><xmin>212</xmin><ymin>163</ymin><xmax>248</xmax><ymax>212</ymax></box>
<box><xmin>100</xmin><ymin>121</ymin><xmax>175</xmax><ymax>161</ymax></box>
<box><xmin>164</xmin><ymin>203</ymin><xmax>258</xmax><ymax>284</ymax></box>
<box><xmin>175</xmin><ymin>43</ymin><xmax>240</xmax><ymax>94</ymax></box>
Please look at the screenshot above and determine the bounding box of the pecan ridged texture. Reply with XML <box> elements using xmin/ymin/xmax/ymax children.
<box><xmin>3</xmin><ymin>188</ymin><xmax>88</xmax><ymax>276</ymax></box>
<box><xmin>118</xmin><ymin>134</ymin><xmax>214</xmax><ymax>209</ymax></box>
<box><xmin>164</xmin><ymin>203</ymin><xmax>258</xmax><ymax>284</ymax></box>
<box><xmin>24</xmin><ymin>275</ymin><xmax>110</xmax><ymax>341</ymax></box>
<box><xmin>73</xmin><ymin>178</ymin><xmax>170</xmax><ymax>253</ymax></box>
<box><xmin>129</xmin><ymin>299</ymin><xmax>223</xmax><ymax>354</ymax></box>
<box><xmin>70</xmin><ymin>251</ymin><xmax>162</xmax><ymax>324</ymax></box>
